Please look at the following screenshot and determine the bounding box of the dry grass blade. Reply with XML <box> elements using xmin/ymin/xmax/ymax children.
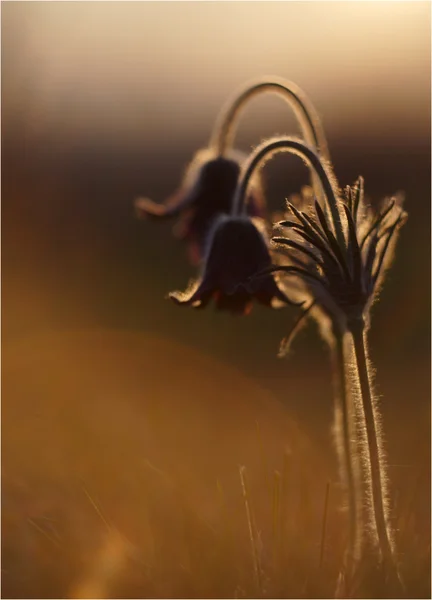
<box><xmin>319</xmin><ymin>482</ymin><xmax>331</xmax><ymax>568</ymax></box>
<box><xmin>272</xmin><ymin>470</ymin><xmax>282</xmax><ymax>567</ymax></box>
<box><xmin>239</xmin><ymin>465</ymin><xmax>263</xmax><ymax>596</ymax></box>
<box><xmin>27</xmin><ymin>518</ymin><xmax>61</xmax><ymax>548</ymax></box>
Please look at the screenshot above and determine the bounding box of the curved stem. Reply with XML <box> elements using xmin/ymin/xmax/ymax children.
<box><xmin>349</xmin><ymin>320</ymin><xmax>396</xmax><ymax>567</ymax></box>
<box><xmin>332</xmin><ymin>330</ymin><xmax>363</xmax><ymax>580</ymax></box>
<box><xmin>210</xmin><ymin>78</ymin><xmax>330</xmax><ymax>203</ymax></box>
<box><xmin>211</xmin><ymin>78</ymin><xmax>330</xmax><ymax>159</ymax></box>
<box><xmin>233</xmin><ymin>136</ymin><xmax>346</xmax><ymax>254</ymax></box>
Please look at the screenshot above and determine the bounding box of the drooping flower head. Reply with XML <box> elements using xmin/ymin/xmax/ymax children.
<box><xmin>135</xmin><ymin>77</ymin><xmax>330</xmax><ymax>265</ymax></box>
<box><xmin>135</xmin><ymin>148</ymin><xmax>265</xmax><ymax>265</ymax></box>
<box><xmin>169</xmin><ymin>214</ymin><xmax>301</xmax><ymax>315</ymax></box>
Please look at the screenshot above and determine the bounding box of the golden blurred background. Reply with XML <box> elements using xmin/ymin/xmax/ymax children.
<box><xmin>2</xmin><ymin>2</ymin><xmax>430</xmax><ymax>598</ymax></box>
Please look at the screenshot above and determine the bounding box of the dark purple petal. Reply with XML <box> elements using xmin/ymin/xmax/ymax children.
<box><xmin>169</xmin><ymin>216</ymin><xmax>297</xmax><ymax>315</ymax></box>
<box><xmin>136</xmin><ymin>149</ymin><xmax>266</xmax><ymax>265</ymax></box>
<box><xmin>202</xmin><ymin>217</ymin><xmax>272</xmax><ymax>290</ymax></box>
<box><xmin>176</xmin><ymin>157</ymin><xmax>265</xmax><ymax>253</ymax></box>
<box><xmin>214</xmin><ymin>290</ymin><xmax>253</xmax><ymax>315</ymax></box>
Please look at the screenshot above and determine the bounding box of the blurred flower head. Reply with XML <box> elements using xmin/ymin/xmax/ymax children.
<box><xmin>169</xmin><ymin>214</ymin><xmax>300</xmax><ymax>315</ymax></box>
<box><xmin>135</xmin><ymin>148</ymin><xmax>265</xmax><ymax>265</ymax></box>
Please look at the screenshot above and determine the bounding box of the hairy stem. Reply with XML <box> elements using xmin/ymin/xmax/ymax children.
<box><xmin>332</xmin><ymin>330</ymin><xmax>363</xmax><ymax>579</ymax></box>
<box><xmin>239</xmin><ymin>466</ymin><xmax>263</xmax><ymax>596</ymax></box>
<box><xmin>210</xmin><ymin>78</ymin><xmax>330</xmax><ymax>202</ymax></box>
<box><xmin>233</xmin><ymin>136</ymin><xmax>346</xmax><ymax>256</ymax></box>
<box><xmin>349</xmin><ymin>320</ymin><xmax>395</xmax><ymax>565</ymax></box>
<box><xmin>211</xmin><ymin>78</ymin><xmax>329</xmax><ymax>157</ymax></box>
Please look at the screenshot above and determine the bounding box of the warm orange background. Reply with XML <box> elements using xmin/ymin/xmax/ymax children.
<box><xmin>2</xmin><ymin>2</ymin><xmax>430</xmax><ymax>597</ymax></box>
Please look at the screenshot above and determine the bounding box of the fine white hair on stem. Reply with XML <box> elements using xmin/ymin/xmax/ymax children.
<box><xmin>232</xmin><ymin>136</ymin><xmax>346</xmax><ymax>255</ymax></box>
<box><xmin>210</xmin><ymin>77</ymin><xmax>330</xmax><ymax>205</ymax></box>
<box><xmin>269</xmin><ymin>170</ymin><xmax>407</xmax><ymax>589</ymax></box>
<box><xmin>239</xmin><ymin>465</ymin><xmax>263</xmax><ymax>596</ymax></box>
<box><xmin>331</xmin><ymin>331</ymin><xmax>364</xmax><ymax>576</ymax></box>
<box><xmin>348</xmin><ymin>320</ymin><xmax>402</xmax><ymax>591</ymax></box>
<box><xmin>211</xmin><ymin>77</ymin><xmax>329</xmax><ymax>159</ymax></box>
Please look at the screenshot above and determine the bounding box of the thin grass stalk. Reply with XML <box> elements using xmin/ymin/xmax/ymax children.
<box><xmin>319</xmin><ymin>481</ymin><xmax>330</xmax><ymax>568</ymax></box>
<box><xmin>239</xmin><ymin>466</ymin><xmax>263</xmax><ymax>596</ymax></box>
<box><xmin>272</xmin><ymin>470</ymin><xmax>282</xmax><ymax>569</ymax></box>
<box><xmin>255</xmin><ymin>419</ymin><xmax>267</xmax><ymax>477</ymax></box>
<box><xmin>280</xmin><ymin>451</ymin><xmax>291</xmax><ymax>560</ymax></box>
<box><xmin>348</xmin><ymin>320</ymin><xmax>398</xmax><ymax>575</ymax></box>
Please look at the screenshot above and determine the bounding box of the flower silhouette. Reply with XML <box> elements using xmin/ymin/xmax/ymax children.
<box><xmin>135</xmin><ymin>149</ymin><xmax>264</xmax><ymax>265</ymax></box>
<box><xmin>169</xmin><ymin>215</ymin><xmax>300</xmax><ymax>315</ymax></box>
<box><xmin>232</xmin><ymin>136</ymin><xmax>407</xmax><ymax>347</ymax></box>
<box><xmin>135</xmin><ymin>77</ymin><xmax>331</xmax><ymax>266</ymax></box>
<box><xmin>272</xmin><ymin>176</ymin><xmax>407</xmax><ymax>346</ymax></box>
<box><xmin>237</xmin><ymin>137</ymin><xmax>408</xmax><ymax>581</ymax></box>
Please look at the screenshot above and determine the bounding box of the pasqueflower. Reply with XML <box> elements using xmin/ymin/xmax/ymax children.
<box><xmin>169</xmin><ymin>214</ymin><xmax>300</xmax><ymax>315</ymax></box>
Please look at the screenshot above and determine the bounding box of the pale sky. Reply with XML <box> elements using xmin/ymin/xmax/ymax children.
<box><xmin>3</xmin><ymin>2</ymin><xmax>430</xmax><ymax>147</ymax></box>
